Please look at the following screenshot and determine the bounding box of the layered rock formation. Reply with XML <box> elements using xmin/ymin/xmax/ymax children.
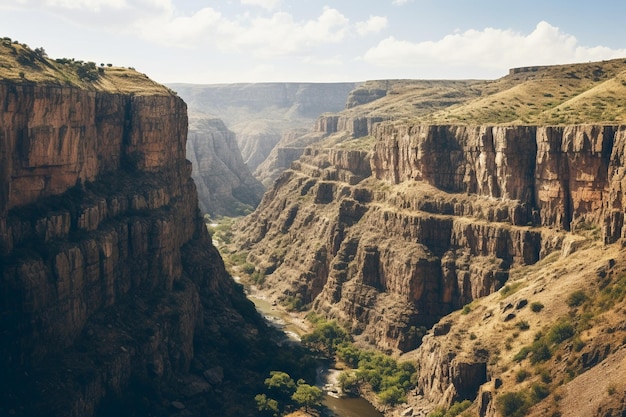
<box><xmin>235</xmin><ymin>122</ymin><xmax>626</xmax><ymax>352</ymax></box>
<box><xmin>186</xmin><ymin>117</ymin><xmax>265</xmax><ymax>216</ymax></box>
<box><xmin>232</xmin><ymin>61</ymin><xmax>626</xmax><ymax>416</ymax></box>
<box><xmin>0</xmin><ymin>54</ymin><xmax>273</xmax><ymax>416</ymax></box>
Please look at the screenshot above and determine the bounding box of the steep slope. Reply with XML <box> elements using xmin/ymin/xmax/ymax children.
<box><xmin>186</xmin><ymin>117</ymin><xmax>265</xmax><ymax>216</ymax></box>
<box><xmin>0</xmin><ymin>40</ymin><xmax>276</xmax><ymax>417</ymax></box>
<box><xmin>233</xmin><ymin>58</ymin><xmax>626</xmax><ymax>416</ymax></box>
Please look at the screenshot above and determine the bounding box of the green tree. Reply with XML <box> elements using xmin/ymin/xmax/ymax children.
<box><xmin>301</xmin><ymin>320</ymin><xmax>350</xmax><ymax>355</ymax></box>
<box><xmin>265</xmin><ymin>371</ymin><xmax>296</xmax><ymax>400</ymax></box>
<box><xmin>378</xmin><ymin>385</ymin><xmax>405</xmax><ymax>407</ymax></box>
<box><xmin>338</xmin><ymin>371</ymin><xmax>360</xmax><ymax>396</ymax></box>
<box><xmin>291</xmin><ymin>383</ymin><xmax>323</xmax><ymax>411</ymax></box>
<box><xmin>254</xmin><ymin>394</ymin><xmax>279</xmax><ymax>416</ymax></box>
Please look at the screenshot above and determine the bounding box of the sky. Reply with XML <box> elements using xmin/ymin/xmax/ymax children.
<box><xmin>2</xmin><ymin>0</ymin><xmax>626</xmax><ymax>85</ymax></box>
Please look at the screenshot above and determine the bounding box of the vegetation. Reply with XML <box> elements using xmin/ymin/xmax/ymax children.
<box><xmin>428</xmin><ymin>400</ymin><xmax>472</xmax><ymax>417</ymax></box>
<box><xmin>255</xmin><ymin>371</ymin><xmax>323</xmax><ymax>416</ymax></box>
<box><xmin>0</xmin><ymin>37</ymin><xmax>170</xmax><ymax>94</ymax></box>
<box><xmin>496</xmin><ymin>391</ymin><xmax>530</xmax><ymax>417</ymax></box>
<box><xmin>301</xmin><ymin>315</ymin><xmax>351</xmax><ymax>356</ymax></box>
<box><xmin>300</xmin><ymin>315</ymin><xmax>417</xmax><ymax>407</ymax></box>
<box><xmin>530</xmin><ymin>301</ymin><xmax>545</xmax><ymax>312</ymax></box>
<box><xmin>500</xmin><ymin>282</ymin><xmax>524</xmax><ymax>298</ymax></box>
<box><xmin>566</xmin><ymin>290</ymin><xmax>588</xmax><ymax>307</ymax></box>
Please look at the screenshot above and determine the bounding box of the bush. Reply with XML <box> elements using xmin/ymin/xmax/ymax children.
<box><xmin>530</xmin><ymin>383</ymin><xmax>550</xmax><ymax>402</ymax></box>
<box><xmin>530</xmin><ymin>302</ymin><xmax>545</xmax><ymax>312</ymax></box>
<box><xmin>516</xmin><ymin>369</ymin><xmax>530</xmax><ymax>382</ymax></box>
<box><xmin>530</xmin><ymin>341</ymin><xmax>552</xmax><ymax>364</ymax></box>
<box><xmin>496</xmin><ymin>391</ymin><xmax>529</xmax><ymax>417</ymax></box>
<box><xmin>567</xmin><ymin>290</ymin><xmax>587</xmax><ymax>307</ymax></box>
<box><xmin>292</xmin><ymin>383</ymin><xmax>323</xmax><ymax>411</ymax></box>
<box><xmin>378</xmin><ymin>386</ymin><xmax>405</xmax><ymax>406</ymax></box>
<box><xmin>547</xmin><ymin>320</ymin><xmax>575</xmax><ymax>344</ymax></box>
<box><xmin>444</xmin><ymin>400</ymin><xmax>472</xmax><ymax>416</ymax></box>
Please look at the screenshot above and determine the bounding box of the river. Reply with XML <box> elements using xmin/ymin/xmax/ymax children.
<box><xmin>246</xmin><ymin>291</ymin><xmax>383</xmax><ymax>417</ymax></box>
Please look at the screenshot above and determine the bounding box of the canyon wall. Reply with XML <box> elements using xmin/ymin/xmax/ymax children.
<box><xmin>0</xmin><ymin>78</ymin><xmax>271</xmax><ymax>416</ymax></box>
<box><xmin>235</xmin><ymin>122</ymin><xmax>626</xmax><ymax>354</ymax></box>
<box><xmin>169</xmin><ymin>82</ymin><xmax>359</xmax><ymax>172</ymax></box>
<box><xmin>186</xmin><ymin>117</ymin><xmax>265</xmax><ymax>216</ymax></box>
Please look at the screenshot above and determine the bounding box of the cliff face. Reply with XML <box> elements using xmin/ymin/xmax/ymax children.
<box><xmin>371</xmin><ymin>124</ymin><xmax>619</xmax><ymax>234</ymax></box>
<box><xmin>235</xmin><ymin>122</ymin><xmax>626</xmax><ymax>353</ymax></box>
<box><xmin>186</xmin><ymin>117</ymin><xmax>265</xmax><ymax>216</ymax></box>
<box><xmin>0</xmin><ymin>75</ymin><xmax>270</xmax><ymax>416</ymax></box>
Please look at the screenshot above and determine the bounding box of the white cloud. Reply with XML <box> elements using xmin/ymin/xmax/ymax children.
<box><xmin>363</xmin><ymin>21</ymin><xmax>626</xmax><ymax>76</ymax></box>
<box><xmin>240</xmin><ymin>0</ymin><xmax>281</xmax><ymax>11</ymax></box>
<box><xmin>392</xmin><ymin>0</ymin><xmax>413</xmax><ymax>5</ymax></box>
<box><xmin>3</xmin><ymin>1</ymin><xmax>379</xmax><ymax>58</ymax></box>
<box><xmin>356</xmin><ymin>16</ymin><xmax>387</xmax><ymax>36</ymax></box>
<box><xmin>134</xmin><ymin>5</ymin><xmax>367</xmax><ymax>57</ymax></box>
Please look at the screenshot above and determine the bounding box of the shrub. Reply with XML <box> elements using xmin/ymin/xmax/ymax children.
<box><xmin>516</xmin><ymin>320</ymin><xmax>530</xmax><ymax>331</ymax></box>
<box><xmin>445</xmin><ymin>400</ymin><xmax>472</xmax><ymax>417</ymax></box>
<box><xmin>530</xmin><ymin>301</ymin><xmax>545</xmax><ymax>312</ymax></box>
<box><xmin>378</xmin><ymin>386</ymin><xmax>405</xmax><ymax>406</ymax></box>
<box><xmin>496</xmin><ymin>391</ymin><xmax>529</xmax><ymax>417</ymax></box>
<box><xmin>530</xmin><ymin>383</ymin><xmax>550</xmax><ymax>402</ymax></box>
<box><xmin>566</xmin><ymin>290</ymin><xmax>587</xmax><ymax>307</ymax></box>
<box><xmin>547</xmin><ymin>321</ymin><xmax>575</xmax><ymax>344</ymax></box>
<box><xmin>241</xmin><ymin>263</ymin><xmax>255</xmax><ymax>275</ymax></box>
<box><xmin>513</xmin><ymin>346</ymin><xmax>530</xmax><ymax>362</ymax></box>
<box><xmin>530</xmin><ymin>341</ymin><xmax>552</xmax><ymax>364</ymax></box>
<box><xmin>516</xmin><ymin>369</ymin><xmax>530</xmax><ymax>383</ymax></box>
<box><xmin>291</xmin><ymin>383</ymin><xmax>323</xmax><ymax>411</ymax></box>
<box><xmin>501</xmin><ymin>282</ymin><xmax>523</xmax><ymax>298</ymax></box>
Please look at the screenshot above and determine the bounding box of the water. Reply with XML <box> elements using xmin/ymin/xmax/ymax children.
<box><xmin>323</xmin><ymin>396</ymin><xmax>383</xmax><ymax>417</ymax></box>
<box><xmin>247</xmin><ymin>292</ymin><xmax>383</xmax><ymax>417</ymax></box>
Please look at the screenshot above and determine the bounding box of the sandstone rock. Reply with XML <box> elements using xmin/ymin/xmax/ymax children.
<box><xmin>186</xmin><ymin>117</ymin><xmax>265</xmax><ymax>216</ymax></box>
<box><xmin>0</xmin><ymin>71</ymin><xmax>272</xmax><ymax>416</ymax></box>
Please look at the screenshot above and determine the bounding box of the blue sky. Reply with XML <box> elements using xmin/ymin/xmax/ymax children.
<box><xmin>1</xmin><ymin>0</ymin><xmax>626</xmax><ymax>84</ymax></box>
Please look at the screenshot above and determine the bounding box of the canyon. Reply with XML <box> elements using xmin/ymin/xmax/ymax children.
<box><xmin>2</xmin><ymin>37</ymin><xmax>626</xmax><ymax>417</ymax></box>
<box><xmin>233</xmin><ymin>61</ymin><xmax>626</xmax><ymax>416</ymax></box>
<box><xmin>170</xmin><ymin>83</ymin><xmax>359</xmax><ymax>214</ymax></box>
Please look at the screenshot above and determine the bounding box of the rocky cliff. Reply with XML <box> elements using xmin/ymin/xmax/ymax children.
<box><xmin>232</xmin><ymin>60</ymin><xmax>626</xmax><ymax>416</ymax></box>
<box><xmin>186</xmin><ymin>117</ymin><xmax>265</xmax><ymax>216</ymax></box>
<box><xmin>0</xmin><ymin>42</ymin><xmax>275</xmax><ymax>417</ymax></box>
<box><xmin>234</xmin><ymin>121</ymin><xmax>626</xmax><ymax>415</ymax></box>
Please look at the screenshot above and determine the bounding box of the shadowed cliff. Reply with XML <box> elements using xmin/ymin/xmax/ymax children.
<box><xmin>0</xmin><ymin>40</ymin><xmax>282</xmax><ymax>417</ymax></box>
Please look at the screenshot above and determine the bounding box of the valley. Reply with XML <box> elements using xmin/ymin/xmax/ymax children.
<box><xmin>1</xmin><ymin>37</ymin><xmax>626</xmax><ymax>417</ymax></box>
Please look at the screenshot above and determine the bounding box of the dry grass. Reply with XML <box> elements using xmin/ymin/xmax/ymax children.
<box><xmin>338</xmin><ymin>58</ymin><xmax>626</xmax><ymax>130</ymax></box>
<box><xmin>0</xmin><ymin>38</ymin><xmax>171</xmax><ymax>95</ymax></box>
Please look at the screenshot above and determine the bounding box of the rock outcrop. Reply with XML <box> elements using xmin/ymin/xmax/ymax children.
<box><xmin>0</xmin><ymin>55</ymin><xmax>273</xmax><ymax>416</ymax></box>
<box><xmin>186</xmin><ymin>117</ymin><xmax>265</xmax><ymax>216</ymax></box>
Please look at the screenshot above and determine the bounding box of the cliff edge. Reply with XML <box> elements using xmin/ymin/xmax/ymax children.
<box><xmin>0</xmin><ymin>40</ymin><xmax>273</xmax><ymax>417</ymax></box>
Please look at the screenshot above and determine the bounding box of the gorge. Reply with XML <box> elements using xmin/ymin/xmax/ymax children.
<box><xmin>2</xmin><ymin>37</ymin><xmax>626</xmax><ymax>417</ymax></box>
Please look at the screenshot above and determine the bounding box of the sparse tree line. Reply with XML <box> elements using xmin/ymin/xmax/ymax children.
<box><xmin>1</xmin><ymin>37</ymin><xmax>136</xmax><ymax>82</ymax></box>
